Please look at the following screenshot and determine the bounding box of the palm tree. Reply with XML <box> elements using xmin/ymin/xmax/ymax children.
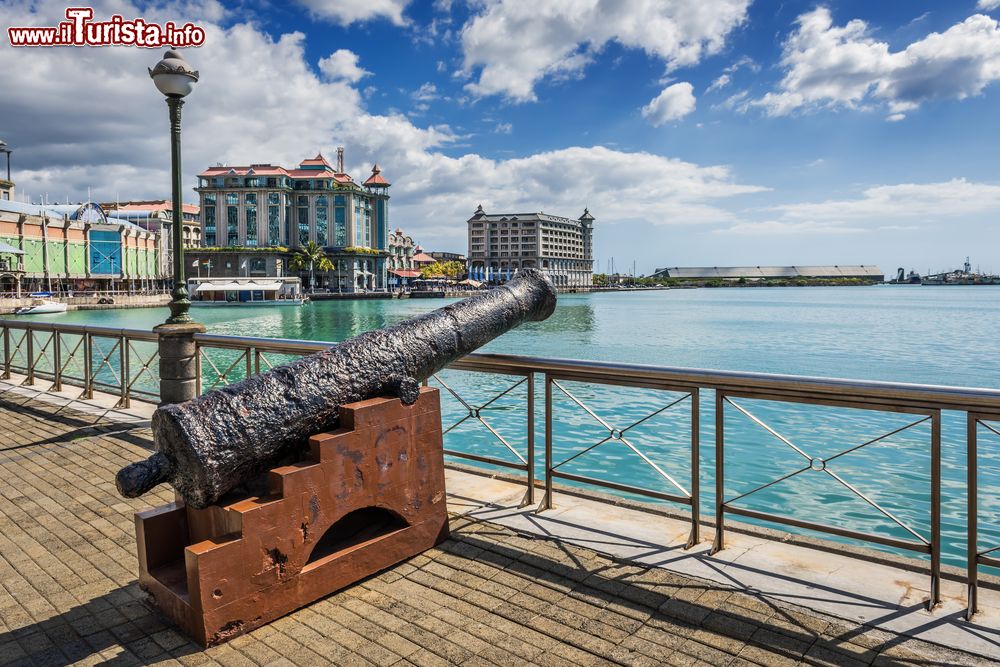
<box><xmin>289</xmin><ymin>240</ymin><xmax>334</xmax><ymax>292</ymax></box>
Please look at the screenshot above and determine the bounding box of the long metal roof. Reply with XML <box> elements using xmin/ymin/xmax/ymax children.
<box><xmin>653</xmin><ymin>265</ymin><xmax>884</xmax><ymax>279</ymax></box>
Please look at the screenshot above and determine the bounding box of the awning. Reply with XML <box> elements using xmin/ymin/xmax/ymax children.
<box><xmin>390</xmin><ymin>269</ymin><xmax>421</xmax><ymax>278</ymax></box>
<box><xmin>196</xmin><ymin>282</ymin><xmax>243</xmax><ymax>292</ymax></box>
<box><xmin>197</xmin><ymin>281</ymin><xmax>286</xmax><ymax>292</ymax></box>
<box><xmin>0</xmin><ymin>241</ymin><xmax>24</xmax><ymax>255</ymax></box>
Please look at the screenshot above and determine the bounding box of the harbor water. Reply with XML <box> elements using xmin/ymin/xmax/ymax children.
<box><xmin>21</xmin><ymin>286</ymin><xmax>1000</xmax><ymax>569</ymax></box>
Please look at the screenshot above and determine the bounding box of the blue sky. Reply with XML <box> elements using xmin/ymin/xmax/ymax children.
<box><xmin>2</xmin><ymin>0</ymin><xmax>1000</xmax><ymax>275</ymax></box>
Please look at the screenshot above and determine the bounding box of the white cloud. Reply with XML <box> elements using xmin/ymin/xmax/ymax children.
<box><xmin>753</xmin><ymin>7</ymin><xmax>1000</xmax><ymax>118</ymax></box>
<box><xmin>459</xmin><ymin>0</ymin><xmax>750</xmax><ymax>101</ymax></box>
<box><xmin>0</xmin><ymin>0</ymin><xmax>766</xmax><ymax>254</ymax></box>
<box><xmin>717</xmin><ymin>179</ymin><xmax>1000</xmax><ymax>237</ymax></box>
<box><xmin>412</xmin><ymin>82</ymin><xmax>439</xmax><ymax>101</ymax></box>
<box><xmin>774</xmin><ymin>179</ymin><xmax>1000</xmax><ymax>222</ymax></box>
<box><xmin>978</xmin><ymin>0</ymin><xmax>1000</xmax><ymax>11</ymax></box>
<box><xmin>294</xmin><ymin>0</ymin><xmax>410</xmax><ymax>26</ymax></box>
<box><xmin>719</xmin><ymin>220</ymin><xmax>866</xmax><ymax>235</ymax></box>
<box><xmin>707</xmin><ymin>74</ymin><xmax>730</xmax><ymax>92</ymax></box>
<box><xmin>492</xmin><ymin>122</ymin><xmax>512</xmax><ymax>134</ymax></box>
<box><xmin>318</xmin><ymin>49</ymin><xmax>370</xmax><ymax>83</ymax></box>
<box><xmin>641</xmin><ymin>82</ymin><xmax>697</xmax><ymax>125</ymax></box>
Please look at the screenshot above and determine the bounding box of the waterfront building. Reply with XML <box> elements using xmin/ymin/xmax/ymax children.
<box><xmin>467</xmin><ymin>206</ymin><xmax>594</xmax><ymax>287</ymax></box>
<box><xmin>0</xmin><ymin>200</ymin><xmax>164</xmax><ymax>296</ymax></box>
<box><xmin>428</xmin><ymin>250</ymin><xmax>467</xmax><ymax>264</ymax></box>
<box><xmin>0</xmin><ymin>179</ymin><xmax>12</xmax><ymax>201</ymax></box>
<box><xmin>386</xmin><ymin>228</ymin><xmax>420</xmax><ymax>287</ymax></box>
<box><xmin>104</xmin><ymin>200</ymin><xmax>202</xmax><ymax>279</ymax></box>
<box><xmin>651</xmin><ymin>265</ymin><xmax>885</xmax><ymax>283</ymax></box>
<box><xmin>194</xmin><ymin>150</ymin><xmax>391</xmax><ymax>291</ymax></box>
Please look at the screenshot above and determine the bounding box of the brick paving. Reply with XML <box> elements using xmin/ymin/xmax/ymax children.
<box><xmin>0</xmin><ymin>388</ymin><xmax>984</xmax><ymax>666</ymax></box>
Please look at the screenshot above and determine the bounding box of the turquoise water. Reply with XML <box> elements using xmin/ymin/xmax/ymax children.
<box><xmin>21</xmin><ymin>286</ymin><xmax>1000</xmax><ymax>568</ymax></box>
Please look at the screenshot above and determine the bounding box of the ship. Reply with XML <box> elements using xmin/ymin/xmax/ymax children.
<box><xmin>890</xmin><ymin>268</ymin><xmax>922</xmax><ymax>284</ymax></box>
<box><xmin>921</xmin><ymin>257</ymin><xmax>1000</xmax><ymax>286</ymax></box>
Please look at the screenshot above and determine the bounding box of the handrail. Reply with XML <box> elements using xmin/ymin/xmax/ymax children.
<box><xmin>2</xmin><ymin>316</ymin><xmax>999</xmax><ymax>618</ymax></box>
<box><xmin>4</xmin><ymin>318</ymin><xmax>1000</xmax><ymax>409</ymax></box>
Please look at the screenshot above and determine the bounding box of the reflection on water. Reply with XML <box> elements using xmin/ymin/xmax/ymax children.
<box><xmin>19</xmin><ymin>286</ymin><xmax>1000</xmax><ymax>568</ymax></box>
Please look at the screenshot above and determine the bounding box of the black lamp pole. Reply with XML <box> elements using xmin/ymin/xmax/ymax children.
<box><xmin>149</xmin><ymin>50</ymin><xmax>199</xmax><ymax>325</ymax></box>
<box><xmin>165</xmin><ymin>95</ymin><xmax>191</xmax><ymax>324</ymax></box>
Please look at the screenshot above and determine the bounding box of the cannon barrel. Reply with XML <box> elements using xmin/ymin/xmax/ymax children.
<box><xmin>116</xmin><ymin>269</ymin><xmax>557</xmax><ymax>508</ymax></box>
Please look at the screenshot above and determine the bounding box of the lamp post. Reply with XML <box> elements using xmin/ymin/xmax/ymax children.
<box><xmin>0</xmin><ymin>139</ymin><xmax>11</xmax><ymax>182</ymax></box>
<box><xmin>149</xmin><ymin>50</ymin><xmax>203</xmax><ymax>406</ymax></box>
<box><xmin>149</xmin><ymin>49</ymin><xmax>198</xmax><ymax>325</ymax></box>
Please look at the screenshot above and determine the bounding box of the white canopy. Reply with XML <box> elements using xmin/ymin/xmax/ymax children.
<box><xmin>196</xmin><ymin>281</ymin><xmax>285</xmax><ymax>292</ymax></box>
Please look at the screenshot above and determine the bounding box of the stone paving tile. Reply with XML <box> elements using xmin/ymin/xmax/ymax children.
<box><xmin>0</xmin><ymin>391</ymin><xmax>989</xmax><ymax>666</ymax></box>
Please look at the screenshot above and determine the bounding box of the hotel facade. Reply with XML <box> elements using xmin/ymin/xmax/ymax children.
<box><xmin>194</xmin><ymin>151</ymin><xmax>391</xmax><ymax>291</ymax></box>
<box><xmin>467</xmin><ymin>206</ymin><xmax>594</xmax><ymax>287</ymax></box>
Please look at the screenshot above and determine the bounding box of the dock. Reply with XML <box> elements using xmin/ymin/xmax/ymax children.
<box><xmin>0</xmin><ymin>380</ymin><xmax>992</xmax><ymax>666</ymax></box>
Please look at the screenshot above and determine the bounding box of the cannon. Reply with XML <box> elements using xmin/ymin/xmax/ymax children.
<box><xmin>116</xmin><ymin>269</ymin><xmax>556</xmax><ymax>508</ymax></box>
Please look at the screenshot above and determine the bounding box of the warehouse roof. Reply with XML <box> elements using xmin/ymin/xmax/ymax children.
<box><xmin>652</xmin><ymin>265</ymin><xmax>884</xmax><ymax>279</ymax></box>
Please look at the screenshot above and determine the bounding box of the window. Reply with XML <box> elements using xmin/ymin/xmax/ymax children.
<box><xmin>268</xmin><ymin>206</ymin><xmax>280</xmax><ymax>246</ymax></box>
<box><xmin>250</xmin><ymin>258</ymin><xmax>266</xmax><ymax>274</ymax></box>
<box><xmin>298</xmin><ymin>195</ymin><xmax>308</xmax><ymax>206</ymax></box>
<box><xmin>227</xmin><ymin>206</ymin><xmax>238</xmax><ymax>246</ymax></box>
<box><xmin>316</xmin><ymin>196</ymin><xmax>328</xmax><ymax>245</ymax></box>
<box><xmin>334</xmin><ymin>194</ymin><xmax>346</xmax><ymax>206</ymax></box>
<box><xmin>334</xmin><ymin>207</ymin><xmax>347</xmax><ymax>246</ymax></box>
<box><xmin>226</xmin><ymin>192</ymin><xmax>238</xmax><ymax>206</ymax></box>
<box><xmin>246</xmin><ymin>201</ymin><xmax>258</xmax><ymax>246</ymax></box>
<box><xmin>298</xmin><ymin>206</ymin><xmax>309</xmax><ymax>245</ymax></box>
<box><xmin>268</xmin><ymin>192</ymin><xmax>280</xmax><ymax>206</ymax></box>
<box><xmin>203</xmin><ymin>194</ymin><xmax>217</xmax><ymax>246</ymax></box>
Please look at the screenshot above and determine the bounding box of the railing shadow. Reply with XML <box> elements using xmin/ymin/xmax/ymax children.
<box><xmin>0</xmin><ymin>394</ymin><xmax>151</xmax><ymax>454</ymax></box>
<box><xmin>0</xmin><ymin>583</ymin><xmax>203</xmax><ymax>667</ymax></box>
<box><xmin>445</xmin><ymin>525</ymin><xmax>963</xmax><ymax>665</ymax></box>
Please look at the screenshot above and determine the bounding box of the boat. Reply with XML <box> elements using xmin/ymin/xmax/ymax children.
<box><xmin>187</xmin><ymin>277</ymin><xmax>305</xmax><ymax>306</ymax></box>
<box><xmin>14</xmin><ymin>299</ymin><xmax>68</xmax><ymax>315</ymax></box>
<box><xmin>921</xmin><ymin>257</ymin><xmax>1000</xmax><ymax>285</ymax></box>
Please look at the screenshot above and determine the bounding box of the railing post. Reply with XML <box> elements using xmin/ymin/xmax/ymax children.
<box><xmin>687</xmin><ymin>388</ymin><xmax>700</xmax><ymax>548</ymax></box>
<box><xmin>2</xmin><ymin>325</ymin><xmax>10</xmax><ymax>380</ymax></box>
<box><xmin>968</xmin><ymin>413</ymin><xmax>978</xmax><ymax>621</ymax></box>
<box><xmin>52</xmin><ymin>331</ymin><xmax>62</xmax><ymax>392</ymax></box>
<box><xmin>119</xmin><ymin>333</ymin><xmax>130</xmax><ymax>409</ymax></box>
<box><xmin>24</xmin><ymin>327</ymin><xmax>34</xmax><ymax>386</ymax></box>
<box><xmin>82</xmin><ymin>332</ymin><xmax>93</xmax><ymax>399</ymax></box>
<box><xmin>154</xmin><ymin>323</ymin><xmax>205</xmax><ymax>405</ymax></box>
<box><xmin>539</xmin><ymin>374</ymin><xmax>553</xmax><ymax>511</ymax></box>
<box><xmin>929</xmin><ymin>409</ymin><xmax>941</xmax><ymax>610</ymax></box>
<box><xmin>712</xmin><ymin>390</ymin><xmax>725</xmax><ymax>554</ymax></box>
<box><xmin>195</xmin><ymin>342</ymin><xmax>203</xmax><ymax>396</ymax></box>
<box><xmin>526</xmin><ymin>372</ymin><xmax>535</xmax><ymax>506</ymax></box>
<box><xmin>246</xmin><ymin>348</ymin><xmax>253</xmax><ymax>380</ymax></box>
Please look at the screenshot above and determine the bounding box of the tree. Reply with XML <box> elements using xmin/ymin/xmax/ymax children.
<box><xmin>420</xmin><ymin>261</ymin><xmax>465</xmax><ymax>280</ymax></box>
<box><xmin>289</xmin><ymin>241</ymin><xmax>334</xmax><ymax>291</ymax></box>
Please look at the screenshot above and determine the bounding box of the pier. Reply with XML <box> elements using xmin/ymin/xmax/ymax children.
<box><xmin>2</xmin><ymin>319</ymin><xmax>1000</xmax><ymax>664</ymax></box>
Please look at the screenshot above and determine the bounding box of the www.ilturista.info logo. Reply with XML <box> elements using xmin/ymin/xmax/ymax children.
<box><xmin>7</xmin><ymin>7</ymin><xmax>206</xmax><ymax>47</ymax></box>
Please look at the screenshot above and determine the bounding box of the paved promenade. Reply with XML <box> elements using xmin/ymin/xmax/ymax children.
<box><xmin>0</xmin><ymin>386</ymin><xmax>985</xmax><ymax>666</ymax></box>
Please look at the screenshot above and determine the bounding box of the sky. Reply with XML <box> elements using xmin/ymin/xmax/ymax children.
<box><xmin>2</xmin><ymin>0</ymin><xmax>1000</xmax><ymax>276</ymax></box>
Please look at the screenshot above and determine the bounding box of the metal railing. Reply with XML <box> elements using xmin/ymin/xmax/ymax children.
<box><xmin>3</xmin><ymin>319</ymin><xmax>1000</xmax><ymax>619</ymax></box>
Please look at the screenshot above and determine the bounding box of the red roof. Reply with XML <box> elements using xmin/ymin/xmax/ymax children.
<box><xmin>117</xmin><ymin>201</ymin><xmax>199</xmax><ymax>215</ymax></box>
<box><xmin>364</xmin><ymin>164</ymin><xmax>391</xmax><ymax>187</ymax></box>
<box><xmin>412</xmin><ymin>252</ymin><xmax>436</xmax><ymax>264</ymax></box>
<box><xmin>198</xmin><ymin>165</ymin><xmax>289</xmax><ymax>177</ymax></box>
<box><xmin>299</xmin><ymin>152</ymin><xmax>333</xmax><ymax>168</ymax></box>
<box><xmin>390</xmin><ymin>269</ymin><xmax>421</xmax><ymax>278</ymax></box>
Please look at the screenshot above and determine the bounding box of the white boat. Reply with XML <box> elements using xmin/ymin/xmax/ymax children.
<box><xmin>15</xmin><ymin>299</ymin><xmax>68</xmax><ymax>315</ymax></box>
<box><xmin>188</xmin><ymin>277</ymin><xmax>305</xmax><ymax>306</ymax></box>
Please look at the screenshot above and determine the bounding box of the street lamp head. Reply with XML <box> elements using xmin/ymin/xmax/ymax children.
<box><xmin>149</xmin><ymin>49</ymin><xmax>199</xmax><ymax>98</ymax></box>
<box><xmin>0</xmin><ymin>139</ymin><xmax>8</xmax><ymax>153</ymax></box>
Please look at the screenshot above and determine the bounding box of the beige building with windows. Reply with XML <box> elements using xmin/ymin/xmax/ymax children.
<box><xmin>467</xmin><ymin>206</ymin><xmax>594</xmax><ymax>287</ymax></box>
<box><xmin>194</xmin><ymin>150</ymin><xmax>392</xmax><ymax>291</ymax></box>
